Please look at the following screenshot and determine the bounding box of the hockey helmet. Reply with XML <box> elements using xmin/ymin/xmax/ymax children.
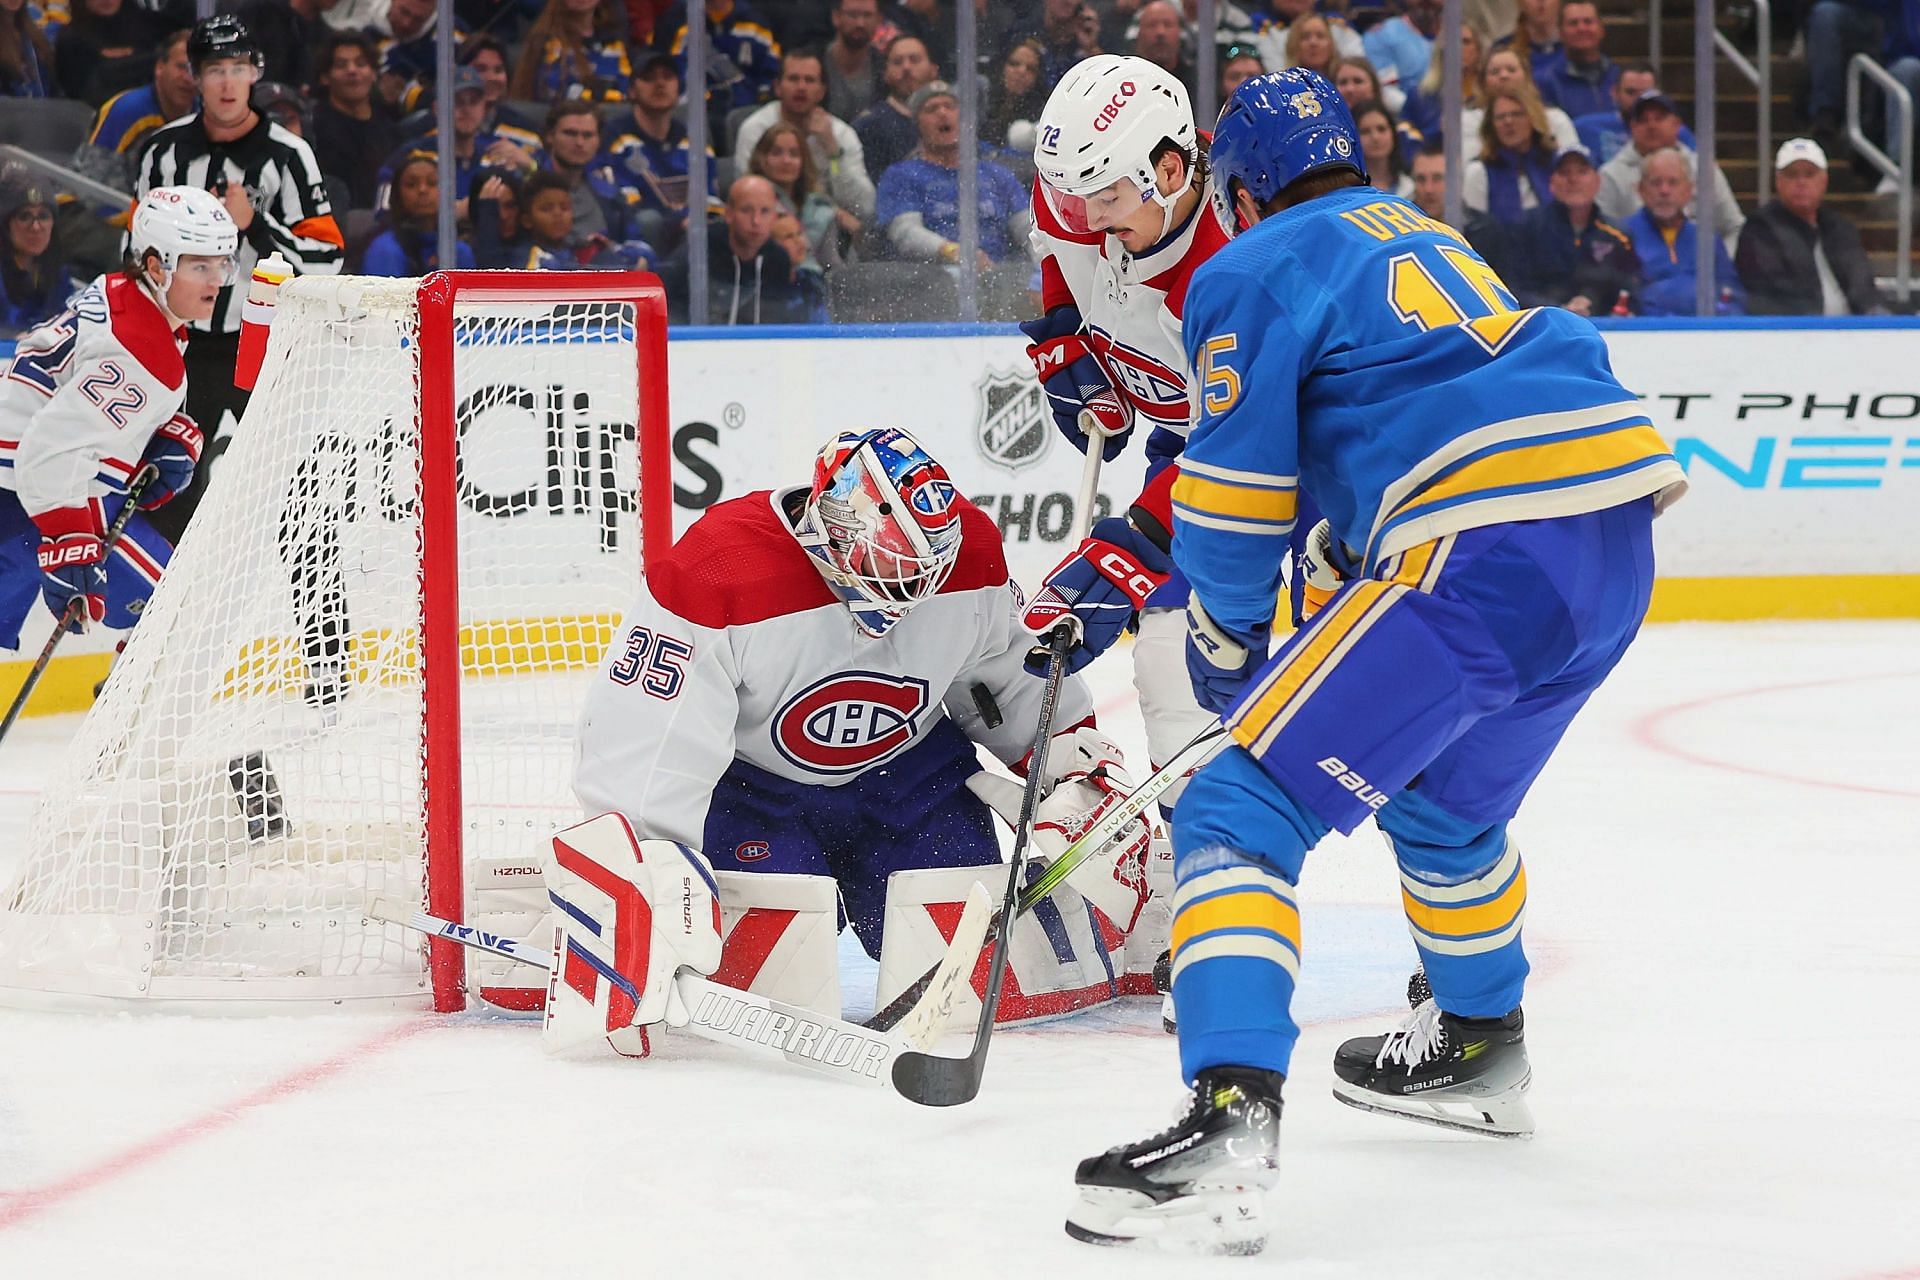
<box><xmin>129</xmin><ymin>186</ymin><xmax>239</xmax><ymax>288</ymax></box>
<box><xmin>189</xmin><ymin>14</ymin><xmax>264</xmax><ymax>74</ymax></box>
<box><xmin>1210</xmin><ymin>67</ymin><xmax>1368</xmax><ymax>209</ymax></box>
<box><xmin>797</xmin><ymin>428</ymin><xmax>964</xmax><ymax>638</ymax></box>
<box><xmin>1034</xmin><ymin>54</ymin><xmax>1199</xmax><ymax>237</ymax></box>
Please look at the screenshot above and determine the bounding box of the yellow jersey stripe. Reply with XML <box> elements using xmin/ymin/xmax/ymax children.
<box><xmin>1385</xmin><ymin>421</ymin><xmax>1672</xmax><ymax>531</ymax></box>
<box><xmin>1171</xmin><ymin>888</ymin><xmax>1301</xmax><ymax>957</ymax></box>
<box><xmin>1171</xmin><ymin>471</ymin><xmax>1298</xmax><ymax>525</ymax></box>
<box><xmin>1230</xmin><ymin>580</ymin><xmax>1402</xmax><ymax>753</ymax></box>
<box><xmin>1402</xmin><ymin>863</ymin><xmax>1528</xmax><ymax>938</ymax></box>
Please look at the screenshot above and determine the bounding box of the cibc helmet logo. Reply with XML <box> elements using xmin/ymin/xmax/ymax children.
<box><xmin>974</xmin><ymin>367</ymin><xmax>1051</xmax><ymax>472</ymax></box>
<box><xmin>1094</xmin><ymin>80</ymin><xmax>1138</xmax><ymax>132</ymax></box>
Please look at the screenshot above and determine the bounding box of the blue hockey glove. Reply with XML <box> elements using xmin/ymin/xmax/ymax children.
<box><xmin>33</xmin><ymin>508</ymin><xmax>108</xmax><ymax>632</ymax></box>
<box><xmin>138</xmin><ymin>413</ymin><xmax>203</xmax><ymax>510</ymax></box>
<box><xmin>1184</xmin><ymin>596</ymin><xmax>1266</xmax><ymax>715</ymax></box>
<box><xmin>1019</xmin><ymin>306</ymin><xmax>1133</xmax><ymax>461</ymax></box>
<box><xmin>1023</xmin><ymin>516</ymin><xmax>1172</xmax><ymax>675</ymax></box>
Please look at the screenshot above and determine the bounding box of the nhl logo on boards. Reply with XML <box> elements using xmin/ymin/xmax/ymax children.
<box><xmin>772</xmin><ymin>672</ymin><xmax>931</xmax><ymax>775</ymax></box>
<box><xmin>974</xmin><ymin>368</ymin><xmax>1050</xmax><ymax>473</ymax></box>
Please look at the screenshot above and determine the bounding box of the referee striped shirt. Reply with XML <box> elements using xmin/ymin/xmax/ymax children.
<box><xmin>134</xmin><ymin>113</ymin><xmax>345</xmax><ymax>334</ymax></box>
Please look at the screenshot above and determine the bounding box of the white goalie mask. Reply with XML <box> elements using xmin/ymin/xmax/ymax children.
<box><xmin>129</xmin><ymin>185</ymin><xmax>240</xmax><ymax>293</ymax></box>
<box><xmin>1033</xmin><ymin>55</ymin><xmax>1200</xmax><ymax>242</ymax></box>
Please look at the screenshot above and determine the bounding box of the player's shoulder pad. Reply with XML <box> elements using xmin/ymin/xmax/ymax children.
<box><xmin>101</xmin><ymin>274</ymin><xmax>185</xmax><ymax>391</ymax></box>
<box><xmin>936</xmin><ymin>497</ymin><xmax>1010</xmax><ymax>596</ymax></box>
<box><xmin>647</xmin><ymin>491</ymin><xmax>837</xmax><ymax>627</ymax></box>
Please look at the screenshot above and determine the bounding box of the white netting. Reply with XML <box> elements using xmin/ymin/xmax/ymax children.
<box><xmin>0</xmin><ymin>275</ymin><xmax>649</xmax><ymax>1008</ymax></box>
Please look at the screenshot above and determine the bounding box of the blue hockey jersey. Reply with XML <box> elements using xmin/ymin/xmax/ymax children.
<box><xmin>1173</xmin><ymin>184</ymin><xmax>1685</xmax><ymax>639</ymax></box>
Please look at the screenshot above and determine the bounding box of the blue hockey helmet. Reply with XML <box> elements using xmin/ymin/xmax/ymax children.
<box><xmin>798</xmin><ymin>428</ymin><xmax>965</xmax><ymax>638</ymax></box>
<box><xmin>1210</xmin><ymin>68</ymin><xmax>1368</xmax><ymax>210</ymax></box>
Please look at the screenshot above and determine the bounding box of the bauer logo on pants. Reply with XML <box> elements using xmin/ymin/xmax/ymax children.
<box><xmin>771</xmin><ymin>672</ymin><xmax>931</xmax><ymax>775</ymax></box>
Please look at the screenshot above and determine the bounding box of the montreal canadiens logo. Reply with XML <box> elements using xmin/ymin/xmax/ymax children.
<box><xmin>734</xmin><ymin>840</ymin><xmax>771</xmax><ymax>863</ymax></box>
<box><xmin>1089</xmin><ymin>328</ymin><xmax>1188</xmax><ymax>423</ymax></box>
<box><xmin>772</xmin><ymin>672</ymin><xmax>931</xmax><ymax>775</ymax></box>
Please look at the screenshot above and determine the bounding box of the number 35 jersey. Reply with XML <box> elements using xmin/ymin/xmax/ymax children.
<box><xmin>1173</xmin><ymin>186</ymin><xmax>1688</xmax><ymax>639</ymax></box>
<box><xmin>573</xmin><ymin>488</ymin><xmax>1094</xmax><ymax>852</ymax></box>
<box><xmin>0</xmin><ymin>274</ymin><xmax>189</xmax><ymax>522</ymax></box>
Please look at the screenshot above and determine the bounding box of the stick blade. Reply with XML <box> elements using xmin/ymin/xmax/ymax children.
<box><xmin>893</xmin><ymin>883</ymin><xmax>992</xmax><ymax>1050</ymax></box>
<box><xmin>890</xmin><ymin>1044</ymin><xmax>986</xmax><ymax>1107</ymax></box>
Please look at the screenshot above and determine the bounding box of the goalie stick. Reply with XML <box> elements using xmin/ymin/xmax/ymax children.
<box><xmin>370</xmin><ymin>887</ymin><xmax>992</xmax><ymax>1099</ymax></box>
<box><xmin>864</xmin><ymin>721</ymin><xmax>1230</xmax><ymax>1034</ymax></box>
<box><xmin>0</xmin><ymin>466</ymin><xmax>158</xmax><ymax>745</ymax></box>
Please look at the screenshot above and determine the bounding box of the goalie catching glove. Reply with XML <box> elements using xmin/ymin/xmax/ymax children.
<box><xmin>541</xmin><ymin>813</ymin><xmax>723</xmax><ymax>1055</ymax></box>
<box><xmin>967</xmin><ymin>726</ymin><xmax>1154</xmax><ymax>935</ymax></box>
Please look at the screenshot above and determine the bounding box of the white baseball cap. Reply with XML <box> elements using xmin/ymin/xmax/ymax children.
<box><xmin>1775</xmin><ymin>137</ymin><xmax>1828</xmax><ymax>171</ymax></box>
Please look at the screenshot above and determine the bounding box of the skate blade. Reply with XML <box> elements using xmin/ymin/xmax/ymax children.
<box><xmin>1331</xmin><ymin>1071</ymin><xmax>1535</xmax><ymax>1139</ymax></box>
<box><xmin>1065</xmin><ymin>1186</ymin><xmax>1267</xmax><ymax>1256</ymax></box>
<box><xmin>1160</xmin><ymin>992</ymin><xmax>1176</xmax><ymax>1036</ymax></box>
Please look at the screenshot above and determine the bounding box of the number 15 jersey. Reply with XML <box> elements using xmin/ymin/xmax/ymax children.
<box><xmin>1172</xmin><ymin>186</ymin><xmax>1688</xmax><ymax>640</ymax></box>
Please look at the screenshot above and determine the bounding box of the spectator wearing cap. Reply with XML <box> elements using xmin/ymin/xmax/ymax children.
<box><xmin>237</xmin><ymin>0</ymin><xmax>339</xmax><ymax>95</ymax></box>
<box><xmin>311</xmin><ymin>33</ymin><xmax>402</xmax><ymax>210</ymax></box>
<box><xmin>55</xmin><ymin>0</ymin><xmax>171</xmax><ymax>107</ymax></box>
<box><xmin>657</xmin><ymin>0</ymin><xmax>783</xmax><ymax>138</ymax></box>
<box><xmin>1508</xmin><ymin>143</ymin><xmax>1640</xmax><ymax>314</ymax></box>
<box><xmin>1598</xmin><ymin>88</ymin><xmax>1743</xmax><ymax>249</ymax></box>
<box><xmin>874</xmin><ymin>80</ymin><xmax>1030</xmax><ymax>267</ymax></box>
<box><xmin>373</xmin><ymin>66</ymin><xmax>512</xmax><ymax>216</ymax></box>
<box><xmin>852</xmin><ymin>34</ymin><xmax>937</xmax><ymax>181</ymax></box>
<box><xmin>1463</xmin><ymin>87</ymin><xmax>1557</xmax><ymax>226</ymax></box>
<box><xmin>76</xmin><ymin>28</ymin><xmax>195</xmax><ymax>190</ymax></box>
<box><xmin>734</xmin><ymin>51</ymin><xmax>875</xmax><ymax>228</ymax></box>
<box><xmin>610</xmin><ymin>50</ymin><xmax>717</xmax><ymax>251</ymax></box>
<box><xmin>255</xmin><ymin>82</ymin><xmax>308</xmax><ymax>137</ymax></box>
<box><xmin>461</xmin><ymin>35</ymin><xmax>543</xmax><ymax>154</ymax></box>
<box><xmin>823</xmin><ymin>0</ymin><xmax>881</xmax><ymax>121</ymax></box>
<box><xmin>1219</xmin><ymin>42</ymin><xmax>1267</xmax><ymax>101</ymax></box>
<box><xmin>362</xmin><ymin>151</ymin><xmax>478</xmax><ymax>275</ymax></box>
<box><xmin>1572</xmin><ymin>63</ymin><xmax>1693</xmax><ymax>164</ymax></box>
<box><xmin>1</xmin><ymin>0</ymin><xmax>57</xmax><ymax>97</ymax></box>
<box><xmin>511</xmin><ymin>0</ymin><xmax>633</xmax><ymax>104</ymax></box>
<box><xmin>1622</xmin><ymin>147</ymin><xmax>1744</xmax><ymax>316</ymax></box>
<box><xmin>538</xmin><ymin>101</ymin><xmax>645</xmax><ymax>244</ymax></box>
<box><xmin>659</xmin><ymin>173</ymin><xmax>810</xmax><ymax>325</ymax></box>
<box><xmin>0</xmin><ymin>177</ymin><xmax>73</xmax><ymax>334</ymax></box>
<box><xmin>1532</xmin><ymin>0</ymin><xmax>1617</xmax><ymax>121</ymax></box>
<box><xmin>1736</xmin><ymin>138</ymin><xmax>1889</xmax><ymax>316</ymax></box>
<box><xmin>1364</xmin><ymin>0</ymin><xmax>1445</xmax><ymax>95</ymax></box>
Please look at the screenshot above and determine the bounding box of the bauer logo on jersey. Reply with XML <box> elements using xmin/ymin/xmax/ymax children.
<box><xmin>772</xmin><ymin>672</ymin><xmax>933</xmax><ymax>775</ymax></box>
<box><xmin>974</xmin><ymin>368</ymin><xmax>1051</xmax><ymax>472</ymax></box>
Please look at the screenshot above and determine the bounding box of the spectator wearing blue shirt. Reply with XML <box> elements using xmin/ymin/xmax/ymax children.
<box><xmin>609</xmin><ymin>50</ymin><xmax>716</xmax><ymax>251</ymax></box>
<box><xmin>658</xmin><ymin>0</ymin><xmax>782</xmax><ymax>139</ymax></box>
<box><xmin>0</xmin><ymin>178</ymin><xmax>72</xmax><ymax>334</ymax></box>
<box><xmin>1623</xmin><ymin>148</ymin><xmax>1744</xmax><ymax>316</ymax></box>
<box><xmin>509</xmin><ymin>0</ymin><xmax>632</xmax><ymax>104</ymax></box>
<box><xmin>362</xmin><ymin>153</ymin><xmax>477</xmax><ymax>275</ymax></box>
<box><xmin>373</xmin><ymin>67</ymin><xmax>517</xmax><ymax>216</ymax></box>
<box><xmin>852</xmin><ymin>34</ymin><xmax>937</xmax><ymax>182</ymax></box>
<box><xmin>1362</xmin><ymin>0</ymin><xmax>1443</xmax><ymax>95</ymax></box>
<box><xmin>874</xmin><ymin>81</ymin><xmax>1030</xmax><ymax>266</ymax></box>
<box><xmin>1572</xmin><ymin>63</ymin><xmax>1692</xmax><ymax>163</ymax></box>
<box><xmin>1534</xmin><ymin>0</ymin><xmax>1619</xmax><ymax>121</ymax></box>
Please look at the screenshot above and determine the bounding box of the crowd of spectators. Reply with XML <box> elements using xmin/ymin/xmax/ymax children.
<box><xmin>0</xmin><ymin>0</ymin><xmax>1911</xmax><ymax>331</ymax></box>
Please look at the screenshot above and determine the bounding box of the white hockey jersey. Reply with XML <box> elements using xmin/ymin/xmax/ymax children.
<box><xmin>574</xmin><ymin>488</ymin><xmax>1095</xmax><ymax>852</ymax></box>
<box><xmin>0</xmin><ymin>274</ymin><xmax>189</xmax><ymax>522</ymax></box>
<box><xmin>1029</xmin><ymin>175</ymin><xmax>1236</xmax><ymax>452</ymax></box>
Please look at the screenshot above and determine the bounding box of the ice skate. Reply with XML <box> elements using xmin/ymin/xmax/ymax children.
<box><xmin>1153</xmin><ymin>948</ymin><xmax>1175</xmax><ymax>1034</ymax></box>
<box><xmin>1331</xmin><ymin>995</ymin><xmax>1533</xmax><ymax>1138</ymax></box>
<box><xmin>1066</xmin><ymin>1067</ymin><xmax>1283</xmax><ymax>1255</ymax></box>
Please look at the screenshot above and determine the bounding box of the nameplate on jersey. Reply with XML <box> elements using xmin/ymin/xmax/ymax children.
<box><xmin>771</xmin><ymin>672</ymin><xmax>932</xmax><ymax>776</ymax></box>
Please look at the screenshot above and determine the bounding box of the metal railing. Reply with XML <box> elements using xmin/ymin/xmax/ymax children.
<box><xmin>0</xmin><ymin>145</ymin><xmax>132</xmax><ymax>207</ymax></box>
<box><xmin>1847</xmin><ymin>53</ymin><xmax>1913</xmax><ymax>304</ymax></box>
<box><xmin>1712</xmin><ymin>0</ymin><xmax>1771</xmax><ymax>205</ymax></box>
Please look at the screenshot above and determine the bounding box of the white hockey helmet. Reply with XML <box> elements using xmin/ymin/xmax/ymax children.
<box><xmin>129</xmin><ymin>186</ymin><xmax>239</xmax><ymax>288</ymax></box>
<box><xmin>1034</xmin><ymin>54</ymin><xmax>1199</xmax><ymax>238</ymax></box>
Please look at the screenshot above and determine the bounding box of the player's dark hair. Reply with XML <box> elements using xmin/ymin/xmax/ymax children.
<box><xmin>519</xmin><ymin>170</ymin><xmax>573</xmax><ymax>205</ymax></box>
<box><xmin>319</xmin><ymin>31</ymin><xmax>379</xmax><ymax>77</ymax></box>
<box><xmin>781</xmin><ymin>48</ymin><xmax>827</xmax><ymax>78</ymax></box>
<box><xmin>1267</xmin><ymin>165</ymin><xmax>1366</xmax><ymax>213</ymax></box>
<box><xmin>1153</xmin><ymin>137</ymin><xmax>1210</xmax><ymax>190</ymax></box>
<box><xmin>544</xmin><ymin>99</ymin><xmax>600</xmax><ymax>133</ymax></box>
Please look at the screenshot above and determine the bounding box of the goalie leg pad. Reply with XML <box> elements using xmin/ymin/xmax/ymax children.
<box><xmin>713</xmin><ymin>870</ymin><xmax>842</xmax><ymax>1020</ymax></box>
<box><xmin>541</xmin><ymin>813</ymin><xmax>723</xmax><ymax>1055</ymax></box>
<box><xmin>876</xmin><ymin>864</ymin><xmax>1124</xmax><ymax>1027</ymax></box>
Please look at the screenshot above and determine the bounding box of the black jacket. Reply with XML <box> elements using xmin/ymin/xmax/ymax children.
<box><xmin>660</xmin><ymin>226</ymin><xmax>811</xmax><ymax>326</ymax></box>
<box><xmin>1734</xmin><ymin>200</ymin><xmax>1887</xmax><ymax>316</ymax></box>
<box><xmin>1509</xmin><ymin>200</ymin><xmax>1642</xmax><ymax>313</ymax></box>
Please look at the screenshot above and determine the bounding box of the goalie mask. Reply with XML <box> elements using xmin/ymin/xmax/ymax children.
<box><xmin>797</xmin><ymin>428</ymin><xmax>964</xmax><ymax>638</ymax></box>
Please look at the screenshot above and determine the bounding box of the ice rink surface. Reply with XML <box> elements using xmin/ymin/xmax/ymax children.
<box><xmin>1</xmin><ymin>621</ymin><xmax>1917</xmax><ymax>1279</ymax></box>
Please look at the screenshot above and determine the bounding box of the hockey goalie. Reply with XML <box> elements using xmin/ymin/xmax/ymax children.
<box><xmin>552</xmin><ymin>427</ymin><xmax>1157</xmax><ymax>1040</ymax></box>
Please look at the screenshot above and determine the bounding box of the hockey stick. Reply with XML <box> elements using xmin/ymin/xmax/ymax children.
<box><xmin>886</xmin><ymin>438</ymin><xmax>1110</xmax><ymax>1107</ymax></box>
<box><xmin>0</xmin><ymin>466</ymin><xmax>158</xmax><ymax>745</ymax></box>
<box><xmin>372</xmin><ymin>889</ymin><xmax>992</xmax><ymax>1096</ymax></box>
<box><xmin>864</xmin><ymin>721</ymin><xmax>1230</xmax><ymax>1033</ymax></box>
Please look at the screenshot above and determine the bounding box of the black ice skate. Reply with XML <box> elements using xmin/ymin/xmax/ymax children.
<box><xmin>1331</xmin><ymin>994</ymin><xmax>1534</xmax><ymax>1138</ymax></box>
<box><xmin>1153</xmin><ymin>949</ymin><xmax>1174</xmax><ymax>1035</ymax></box>
<box><xmin>1066</xmin><ymin>1067</ymin><xmax>1283</xmax><ymax>1255</ymax></box>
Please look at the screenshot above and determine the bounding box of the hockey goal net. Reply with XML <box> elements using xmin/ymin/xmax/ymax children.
<box><xmin>0</xmin><ymin>271</ymin><xmax>670</xmax><ymax>1011</ymax></box>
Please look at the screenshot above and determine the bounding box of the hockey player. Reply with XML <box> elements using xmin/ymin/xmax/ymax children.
<box><xmin>1065</xmin><ymin>70</ymin><xmax>1687</xmax><ymax>1254</ymax></box>
<box><xmin>1019</xmin><ymin>54</ymin><xmax>1238</xmax><ymax>1012</ymax></box>
<box><xmin>0</xmin><ymin>187</ymin><xmax>237</xmax><ymax>654</ymax></box>
<box><xmin>572</xmin><ymin>428</ymin><xmax>1154</xmax><ymax>1013</ymax></box>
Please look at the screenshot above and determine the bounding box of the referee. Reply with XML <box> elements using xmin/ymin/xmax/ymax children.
<box><xmin>134</xmin><ymin>14</ymin><xmax>344</xmax><ymax>545</ymax></box>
